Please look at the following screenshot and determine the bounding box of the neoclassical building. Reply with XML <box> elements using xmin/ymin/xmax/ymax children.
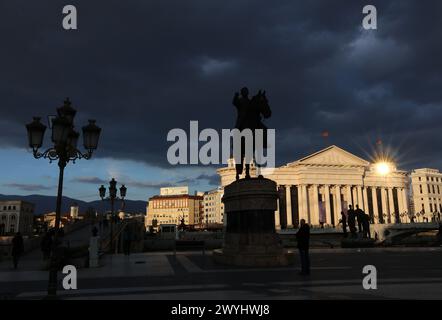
<box><xmin>217</xmin><ymin>145</ymin><xmax>410</xmax><ymax>228</ymax></box>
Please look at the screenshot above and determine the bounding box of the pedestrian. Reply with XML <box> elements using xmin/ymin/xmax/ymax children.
<box><xmin>362</xmin><ymin>213</ymin><xmax>371</xmax><ymax>238</ymax></box>
<box><xmin>341</xmin><ymin>211</ymin><xmax>347</xmax><ymax>237</ymax></box>
<box><xmin>347</xmin><ymin>205</ymin><xmax>357</xmax><ymax>238</ymax></box>
<box><xmin>92</xmin><ymin>226</ymin><xmax>99</xmax><ymax>237</ymax></box>
<box><xmin>11</xmin><ymin>232</ymin><xmax>24</xmax><ymax>269</ymax></box>
<box><xmin>355</xmin><ymin>205</ymin><xmax>364</xmax><ymax>233</ymax></box>
<box><xmin>296</xmin><ymin>219</ymin><xmax>310</xmax><ymax>276</ymax></box>
<box><xmin>40</xmin><ymin>231</ymin><xmax>52</xmax><ymax>260</ymax></box>
<box><xmin>123</xmin><ymin>227</ymin><xmax>132</xmax><ymax>256</ymax></box>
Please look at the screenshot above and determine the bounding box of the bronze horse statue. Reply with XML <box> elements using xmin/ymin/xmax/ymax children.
<box><xmin>232</xmin><ymin>87</ymin><xmax>272</xmax><ymax>180</ymax></box>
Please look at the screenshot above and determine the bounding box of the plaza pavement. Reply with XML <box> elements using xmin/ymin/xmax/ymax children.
<box><xmin>1</xmin><ymin>246</ymin><xmax>442</xmax><ymax>300</ymax></box>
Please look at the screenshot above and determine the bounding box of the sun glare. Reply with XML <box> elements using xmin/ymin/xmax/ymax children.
<box><xmin>375</xmin><ymin>162</ymin><xmax>391</xmax><ymax>176</ymax></box>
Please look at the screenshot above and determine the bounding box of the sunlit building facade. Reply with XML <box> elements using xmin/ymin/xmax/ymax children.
<box><xmin>145</xmin><ymin>186</ymin><xmax>203</xmax><ymax>228</ymax></box>
<box><xmin>218</xmin><ymin>145</ymin><xmax>410</xmax><ymax>228</ymax></box>
<box><xmin>410</xmin><ymin>168</ymin><xmax>442</xmax><ymax>219</ymax></box>
<box><xmin>203</xmin><ymin>187</ymin><xmax>224</xmax><ymax>226</ymax></box>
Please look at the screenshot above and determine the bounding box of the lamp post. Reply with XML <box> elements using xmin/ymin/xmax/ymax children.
<box><xmin>25</xmin><ymin>98</ymin><xmax>101</xmax><ymax>298</ymax></box>
<box><xmin>99</xmin><ymin>179</ymin><xmax>127</xmax><ymax>253</ymax></box>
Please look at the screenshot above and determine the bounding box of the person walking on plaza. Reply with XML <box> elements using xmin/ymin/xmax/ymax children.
<box><xmin>296</xmin><ymin>219</ymin><xmax>310</xmax><ymax>276</ymax></box>
<box><xmin>40</xmin><ymin>231</ymin><xmax>52</xmax><ymax>260</ymax></box>
<box><xmin>11</xmin><ymin>232</ymin><xmax>24</xmax><ymax>270</ymax></box>
<box><xmin>362</xmin><ymin>212</ymin><xmax>371</xmax><ymax>238</ymax></box>
<box><xmin>340</xmin><ymin>211</ymin><xmax>348</xmax><ymax>237</ymax></box>
<box><xmin>123</xmin><ymin>226</ymin><xmax>132</xmax><ymax>256</ymax></box>
<box><xmin>347</xmin><ymin>205</ymin><xmax>357</xmax><ymax>238</ymax></box>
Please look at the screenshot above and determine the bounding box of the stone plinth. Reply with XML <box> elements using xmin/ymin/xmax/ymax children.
<box><xmin>213</xmin><ymin>177</ymin><xmax>294</xmax><ymax>267</ymax></box>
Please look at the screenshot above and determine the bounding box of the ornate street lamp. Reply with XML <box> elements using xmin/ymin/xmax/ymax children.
<box><xmin>99</xmin><ymin>178</ymin><xmax>127</xmax><ymax>253</ymax></box>
<box><xmin>25</xmin><ymin>98</ymin><xmax>101</xmax><ymax>298</ymax></box>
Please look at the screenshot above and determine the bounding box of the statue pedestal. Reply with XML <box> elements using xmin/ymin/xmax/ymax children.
<box><xmin>213</xmin><ymin>178</ymin><xmax>294</xmax><ymax>267</ymax></box>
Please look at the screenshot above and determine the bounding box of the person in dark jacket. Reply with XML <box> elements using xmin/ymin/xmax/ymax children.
<box><xmin>123</xmin><ymin>227</ymin><xmax>132</xmax><ymax>256</ymax></box>
<box><xmin>362</xmin><ymin>212</ymin><xmax>371</xmax><ymax>238</ymax></box>
<box><xmin>355</xmin><ymin>205</ymin><xmax>364</xmax><ymax>233</ymax></box>
<box><xmin>296</xmin><ymin>219</ymin><xmax>310</xmax><ymax>275</ymax></box>
<box><xmin>341</xmin><ymin>211</ymin><xmax>348</xmax><ymax>237</ymax></box>
<box><xmin>40</xmin><ymin>231</ymin><xmax>52</xmax><ymax>260</ymax></box>
<box><xmin>347</xmin><ymin>205</ymin><xmax>357</xmax><ymax>238</ymax></box>
<box><xmin>11</xmin><ymin>232</ymin><xmax>24</xmax><ymax>269</ymax></box>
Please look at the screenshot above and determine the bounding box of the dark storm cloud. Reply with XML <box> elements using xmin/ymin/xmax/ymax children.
<box><xmin>4</xmin><ymin>183</ymin><xmax>53</xmax><ymax>192</ymax></box>
<box><xmin>71</xmin><ymin>176</ymin><xmax>107</xmax><ymax>184</ymax></box>
<box><xmin>177</xmin><ymin>173</ymin><xmax>220</xmax><ymax>187</ymax></box>
<box><xmin>128</xmin><ymin>180</ymin><xmax>175</xmax><ymax>189</ymax></box>
<box><xmin>1</xmin><ymin>0</ymin><xmax>442</xmax><ymax>171</ymax></box>
<box><xmin>71</xmin><ymin>176</ymin><xmax>175</xmax><ymax>189</ymax></box>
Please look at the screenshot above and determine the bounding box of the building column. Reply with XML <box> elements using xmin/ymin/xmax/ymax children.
<box><xmin>335</xmin><ymin>185</ymin><xmax>342</xmax><ymax>226</ymax></box>
<box><xmin>388</xmin><ymin>188</ymin><xmax>395</xmax><ymax>222</ymax></box>
<box><xmin>402</xmin><ymin>188</ymin><xmax>409</xmax><ymax>222</ymax></box>
<box><xmin>285</xmin><ymin>185</ymin><xmax>293</xmax><ymax>228</ymax></box>
<box><xmin>397</xmin><ymin>188</ymin><xmax>406</xmax><ymax>223</ymax></box>
<box><xmin>298</xmin><ymin>184</ymin><xmax>304</xmax><ymax>222</ymax></box>
<box><xmin>397</xmin><ymin>187</ymin><xmax>404</xmax><ymax>214</ymax></box>
<box><xmin>363</xmin><ymin>187</ymin><xmax>369</xmax><ymax>213</ymax></box>
<box><xmin>312</xmin><ymin>185</ymin><xmax>320</xmax><ymax>226</ymax></box>
<box><xmin>371</xmin><ymin>187</ymin><xmax>379</xmax><ymax>224</ymax></box>
<box><xmin>324</xmin><ymin>185</ymin><xmax>332</xmax><ymax>225</ymax></box>
<box><xmin>301</xmin><ymin>185</ymin><xmax>309</xmax><ymax>224</ymax></box>
<box><xmin>352</xmin><ymin>187</ymin><xmax>358</xmax><ymax>208</ymax></box>
<box><xmin>275</xmin><ymin>194</ymin><xmax>281</xmax><ymax>229</ymax></box>
<box><xmin>346</xmin><ymin>185</ymin><xmax>353</xmax><ymax>208</ymax></box>
<box><xmin>381</xmin><ymin>188</ymin><xmax>388</xmax><ymax>223</ymax></box>
<box><xmin>357</xmin><ymin>185</ymin><xmax>364</xmax><ymax>209</ymax></box>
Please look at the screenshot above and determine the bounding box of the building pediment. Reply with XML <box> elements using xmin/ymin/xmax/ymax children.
<box><xmin>287</xmin><ymin>145</ymin><xmax>370</xmax><ymax>167</ymax></box>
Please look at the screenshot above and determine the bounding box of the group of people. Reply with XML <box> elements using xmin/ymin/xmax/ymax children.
<box><xmin>295</xmin><ymin>205</ymin><xmax>373</xmax><ymax>276</ymax></box>
<box><xmin>341</xmin><ymin>204</ymin><xmax>371</xmax><ymax>238</ymax></box>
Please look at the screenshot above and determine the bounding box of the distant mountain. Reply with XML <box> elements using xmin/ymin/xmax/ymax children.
<box><xmin>0</xmin><ymin>194</ymin><xmax>146</xmax><ymax>216</ymax></box>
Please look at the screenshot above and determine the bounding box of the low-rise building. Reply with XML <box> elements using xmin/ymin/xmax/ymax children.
<box><xmin>410</xmin><ymin>168</ymin><xmax>442</xmax><ymax>220</ymax></box>
<box><xmin>145</xmin><ymin>186</ymin><xmax>203</xmax><ymax>229</ymax></box>
<box><xmin>203</xmin><ymin>187</ymin><xmax>224</xmax><ymax>226</ymax></box>
<box><xmin>0</xmin><ymin>200</ymin><xmax>34</xmax><ymax>236</ymax></box>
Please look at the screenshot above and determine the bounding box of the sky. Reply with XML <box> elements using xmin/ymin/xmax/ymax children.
<box><xmin>1</xmin><ymin>0</ymin><xmax>442</xmax><ymax>201</ymax></box>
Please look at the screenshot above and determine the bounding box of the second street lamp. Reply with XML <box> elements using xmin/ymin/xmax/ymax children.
<box><xmin>99</xmin><ymin>179</ymin><xmax>127</xmax><ymax>253</ymax></box>
<box><xmin>25</xmin><ymin>98</ymin><xmax>101</xmax><ymax>298</ymax></box>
